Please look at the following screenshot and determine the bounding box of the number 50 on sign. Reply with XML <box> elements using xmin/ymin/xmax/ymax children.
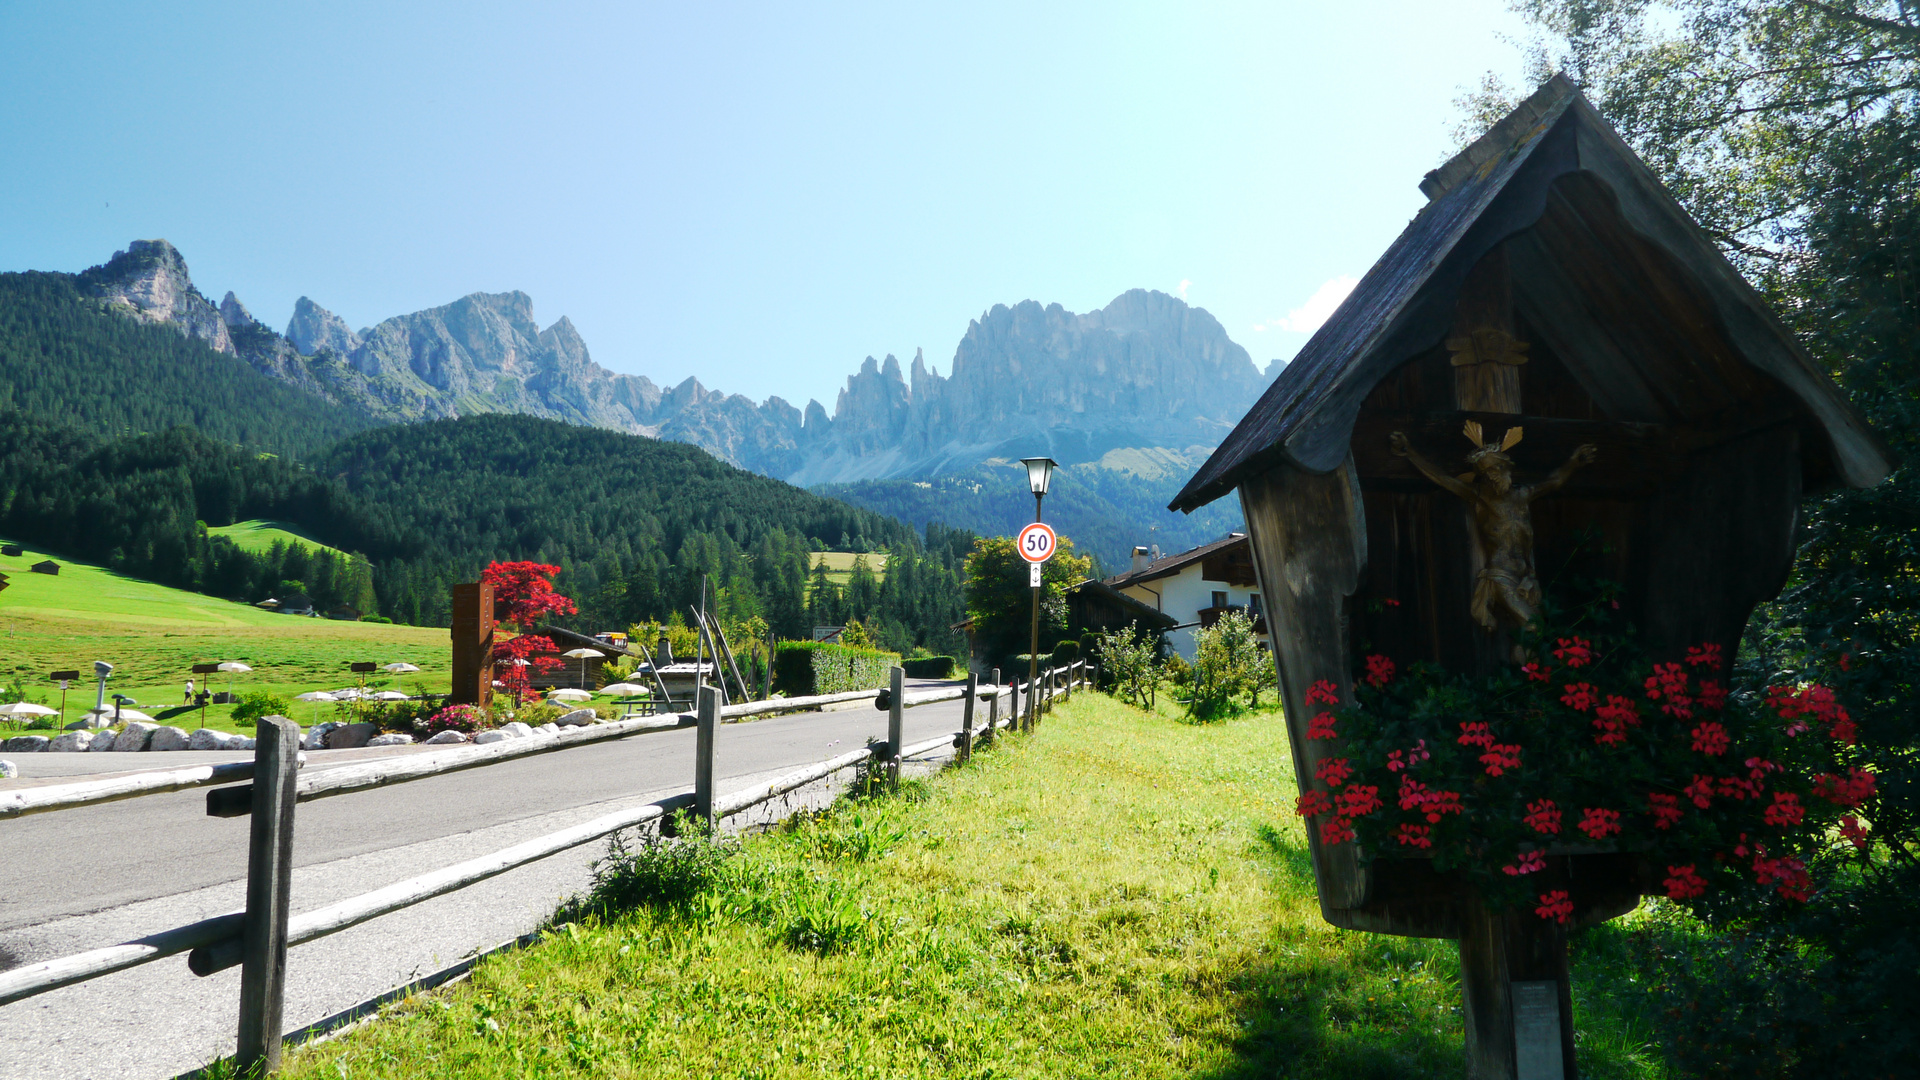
<box><xmin>1018</xmin><ymin>522</ymin><xmax>1055</xmax><ymax>586</ymax></box>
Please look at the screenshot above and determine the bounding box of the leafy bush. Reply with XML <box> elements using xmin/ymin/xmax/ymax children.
<box><xmin>1186</xmin><ymin>609</ymin><xmax>1267</xmax><ymax>719</ymax></box>
<box><xmin>358</xmin><ymin>615</ymin><xmax>392</xmax><ymax>624</ymax></box>
<box><xmin>772</xmin><ymin>641</ymin><xmax>899</xmax><ymax>695</ymax></box>
<box><xmin>425</xmin><ymin>703</ymin><xmax>485</xmax><ymax>735</ymax></box>
<box><xmin>363</xmin><ymin>699</ymin><xmax>434</xmax><ymax>734</ymax></box>
<box><xmin>25</xmin><ymin>715</ymin><xmax>59</xmax><ymax>730</ymax></box>
<box><xmin>899</xmin><ymin>655</ymin><xmax>955</xmax><ymax>679</ymax></box>
<box><xmin>1096</xmin><ymin>625</ymin><xmax>1162</xmax><ymax>709</ymax></box>
<box><xmin>557</xmin><ymin>825</ymin><xmax>739</xmax><ymax>922</ymax></box>
<box><xmin>229</xmin><ymin>691</ymin><xmax>291</xmax><ymax>726</ymax></box>
<box><xmin>1050</xmin><ymin>639</ymin><xmax>1080</xmax><ymax>665</ymax></box>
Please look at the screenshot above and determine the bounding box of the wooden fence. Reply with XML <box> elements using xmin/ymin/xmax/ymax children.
<box><xmin>0</xmin><ymin>660</ymin><xmax>1091</xmax><ymax>1074</ymax></box>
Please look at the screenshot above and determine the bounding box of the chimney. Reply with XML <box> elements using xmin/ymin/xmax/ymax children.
<box><xmin>1131</xmin><ymin>546</ymin><xmax>1150</xmax><ymax>574</ymax></box>
<box><xmin>1151</xmin><ymin>544</ymin><xmax>1161</xmax><ymax>560</ymax></box>
<box><xmin>656</xmin><ymin>636</ymin><xmax>675</xmax><ymax>667</ymax></box>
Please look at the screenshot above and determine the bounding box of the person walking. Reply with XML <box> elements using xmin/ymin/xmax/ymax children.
<box><xmin>184</xmin><ymin>677</ymin><xmax>194</xmax><ymax>705</ymax></box>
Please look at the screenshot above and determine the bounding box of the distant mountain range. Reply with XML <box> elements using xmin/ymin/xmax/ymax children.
<box><xmin>61</xmin><ymin>239</ymin><xmax>1277</xmax><ymax>564</ymax></box>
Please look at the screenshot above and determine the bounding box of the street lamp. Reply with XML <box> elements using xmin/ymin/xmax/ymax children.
<box><xmin>1020</xmin><ymin>457</ymin><xmax>1057</xmax><ymax>727</ymax></box>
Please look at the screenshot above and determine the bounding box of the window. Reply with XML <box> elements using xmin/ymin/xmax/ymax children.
<box><xmin>1211</xmin><ymin>591</ymin><xmax>1228</xmax><ymax>609</ymax></box>
<box><xmin>1249</xmin><ymin>594</ymin><xmax>1263</xmax><ymax>617</ymax></box>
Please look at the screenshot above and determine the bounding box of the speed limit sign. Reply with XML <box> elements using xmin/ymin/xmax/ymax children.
<box><xmin>1017</xmin><ymin>522</ymin><xmax>1057</xmax><ymax>564</ymax></box>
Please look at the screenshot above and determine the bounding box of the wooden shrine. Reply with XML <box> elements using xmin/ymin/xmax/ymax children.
<box><xmin>1171</xmin><ymin>76</ymin><xmax>1891</xmax><ymax>1077</ymax></box>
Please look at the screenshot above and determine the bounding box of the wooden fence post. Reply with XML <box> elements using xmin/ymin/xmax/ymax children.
<box><xmin>986</xmin><ymin>668</ymin><xmax>1000</xmax><ymax>744</ymax></box>
<box><xmin>694</xmin><ymin>684</ymin><xmax>717</xmax><ymax>829</ymax></box>
<box><xmin>235</xmin><ymin>716</ymin><xmax>300</xmax><ymax>1074</ymax></box>
<box><xmin>887</xmin><ymin>666</ymin><xmax>904</xmax><ymax>788</ymax></box>
<box><xmin>960</xmin><ymin>673</ymin><xmax>976</xmax><ymax>763</ymax></box>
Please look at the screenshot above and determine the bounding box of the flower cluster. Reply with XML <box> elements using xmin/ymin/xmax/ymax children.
<box><xmin>1287</xmin><ymin>599</ymin><xmax>1876</xmax><ymax>921</ymax></box>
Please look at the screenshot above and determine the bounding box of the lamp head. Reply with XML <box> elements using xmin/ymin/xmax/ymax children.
<box><xmin>1020</xmin><ymin>457</ymin><xmax>1058</xmax><ymax>497</ymax></box>
<box><xmin>94</xmin><ymin>660</ymin><xmax>113</xmax><ymax>678</ymax></box>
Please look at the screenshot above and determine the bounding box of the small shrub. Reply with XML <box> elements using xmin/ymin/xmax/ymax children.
<box><xmin>1050</xmin><ymin>639</ymin><xmax>1080</xmax><ymax>665</ymax></box>
<box><xmin>358</xmin><ymin>615</ymin><xmax>393</xmax><ymax>624</ymax></box>
<box><xmin>26</xmin><ymin>715</ymin><xmax>59</xmax><ymax>730</ymax></box>
<box><xmin>425</xmin><ymin>703</ymin><xmax>484</xmax><ymax>735</ymax></box>
<box><xmin>1096</xmin><ymin>625</ymin><xmax>1163</xmax><ymax>709</ymax></box>
<box><xmin>557</xmin><ymin>825</ymin><xmax>738</xmax><ymax>921</ymax></box>
<box><xmin>363</xmin><ymin>700</ymin><xmax>433</xmax><ymax>734</ymax></box>
<box><xmin>899</xmin><ymin>655</ymin><xmax>955</xmax><ymax>679</ymax></box>
<box><xmin>230</xmin><ymin>691</ymin><xmax>291</xmax><ymax>726</ymax></box>
<box><xmin>1186</xmin><ymin>609</ymin><xmax>1264</xmax><ymax>719</ymax></box>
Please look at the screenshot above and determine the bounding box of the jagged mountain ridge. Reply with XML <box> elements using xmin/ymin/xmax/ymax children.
<box><xmin>72</xmin><ymin>239</ymin><xmax>1268</xmax><ymax>557</ymax></box>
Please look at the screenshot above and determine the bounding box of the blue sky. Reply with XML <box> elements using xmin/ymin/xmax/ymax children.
<box><xmin>0</xmin><ymin>2</ymin><xmax>1531</xmax><ymax>408</ymax></box>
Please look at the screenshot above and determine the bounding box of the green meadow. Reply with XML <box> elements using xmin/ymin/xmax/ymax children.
<box><xmin>809</xmin><ymin>550</ymin><xmax>889</xmax><ymax>587</ymax></box>
<box><xmin>0</xmin><ymin>538</ymin><xmax>447</xmax><ymax>733</ymax></box>
<box><xmin>204</xmin><ymin>518</ymin><xmax>348</xmax><ymax>559</ymax></box>
<box><xmin>272</xmin><ymin>693</ymin><xmax>1664</xmax><ymax>1079</ymax></box>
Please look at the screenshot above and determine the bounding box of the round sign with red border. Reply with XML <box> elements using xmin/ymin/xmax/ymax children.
<box><xmin>1017</xmin><ymin>522</ymin><xmax>1057</xmax><ymax>563</ymax></box>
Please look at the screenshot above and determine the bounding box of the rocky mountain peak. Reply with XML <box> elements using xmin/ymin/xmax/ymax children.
<box><xmin>219</xmin><ymin>291</ymin><xmax>255</xmax><ymax>329</ymax></box>
<box><xmin>80</xmin><ymin>239</ymin><xmax>232</xmax><ymax>355</ymax></box>
<box><xmin>287</xmin><ymin>297</ymin><xmax>363</xmax><ymax>358</ymax></box>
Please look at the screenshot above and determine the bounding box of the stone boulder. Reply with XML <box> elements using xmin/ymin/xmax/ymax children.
<box><xmin>534</xmin><ymin>722</ymin><xmax>560</xmax><ymax>736</ymax></box>
<box><xmin>50</xmin><ymin>730</ymin><xmax>97</xmax><ymax>752</ymax></box>
<box><xmin>111</xmin><ymin>723</ymin><xmax>158</xmax><ymax>752</ymax></box>
<box><xmin>89</xmin><ymin>729</ymin><xmax>120</xmax><ymax>752</ymax></box>
<box><xmin>302</xmin><ymin>722</ymin><xmax>339</xmax><ymax>751</ymax></box>
<box><xmin>555</xmin><ymin>709</ymin><xmax>597</xmax><ymax>727</ymax></box>
<box><xmin>367</xmin><ymin>733</ymin><xmax>413</xmax><ymax>746</ymax></box>
<box><xmin>324</xmin><ymin>723</ymin><xmax>379</xmax><ymax>749</ymax></box>
<box><xmin>0</xmin><ymin>760</ymin><xmax>15</xmax><ymax>778</ymax></box>
<box><xmin>188</xmin><ymin>728</ymin><xmax>236</xmax><ymax>751</ymax></box>
<box><xmin>424</xmin><ymin>730</ymin><xmax>469</xmax><ymax>745</ymax></box>
<box><xmin>472</xmin><ymin>729</ymin><xmax>509</xmax><ymax>745</ymax></box>
<box><xmin>64</xmin><ymin>719</ymin><xmax>91</xmax><ymax>730</ymax></box>
<box><xmin>147</xmin><ymin>727</ymin><xmax>192</xmax><ymax>752</ymax></box>
<box><xmin>237</xmin><ymin>736</ymin><xmax>256</xmax><ymax>750</ymax></box>
<box><xmin>4</xmin><ymin>735</ymin><xmax>50</xmax><ymax>753</ymax></box>
<box><xmin>499</xmin><ymin>722</ymin><xmax>534</xmax><ymax>739</ymax></box>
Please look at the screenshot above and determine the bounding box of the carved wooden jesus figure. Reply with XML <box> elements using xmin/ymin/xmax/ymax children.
<box><xmin>1390</xmin><ymin>422</ymin><xmax>1598</xmax><ymax>633</ymax></box>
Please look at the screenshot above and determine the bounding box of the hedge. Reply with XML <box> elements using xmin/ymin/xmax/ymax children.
<box><xmin>900</xmin><ymin>656</ymin><xmax>956</xmax><ymax>679</ymax></box>
<box><xmin>772</xmin><ymin>641</ymin><xmax>901</xmax><ymax>696</ymax></box>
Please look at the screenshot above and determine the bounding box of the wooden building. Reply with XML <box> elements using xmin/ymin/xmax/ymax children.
<box><xmin>1171</xmin><ymin>76</ymin><xmax>1890</xmax><ymax>1075</ymax></box>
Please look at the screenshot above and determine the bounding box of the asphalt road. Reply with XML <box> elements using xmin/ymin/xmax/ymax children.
<box><xmin>0</xmin><ymin>685</ymin><xmax>988</xmax><ymax>1079</ymax></box>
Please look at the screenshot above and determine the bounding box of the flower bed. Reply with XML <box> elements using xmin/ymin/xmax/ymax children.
<box><xmin>1296</xmin><ymin>592</ymin><xmax>1876</xmax><ymax>922</ymax></box>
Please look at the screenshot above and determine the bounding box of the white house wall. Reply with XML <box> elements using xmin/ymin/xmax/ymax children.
<box><xmin>1117</xmin><ymin>565</ymin><xmax>1266</xmax><ymax>661</ymax></box>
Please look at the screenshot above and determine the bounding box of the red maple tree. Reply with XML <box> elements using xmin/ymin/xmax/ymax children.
<box><xmin>482</xmin><ymin>561</ymin><xmax>575</xmax><ymax>705</ymax></box>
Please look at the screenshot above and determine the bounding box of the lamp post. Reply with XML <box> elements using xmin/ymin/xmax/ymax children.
<box><xmin>1020</xmin><ymin>457</ymin><xmax>1057</xmax><ymax>728</ymax></box>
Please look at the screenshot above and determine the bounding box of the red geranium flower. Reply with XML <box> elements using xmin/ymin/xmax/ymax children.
<box><xmin>1696</xmin><ymin>680</ymin><xmax>1728</xmax><ymax>711</ymax></box>
<box><xmin>1307</xmin><ymin>711</ymin><xmax>1338</xmax><ymax>740</ymax></box>
<box><xmin>1552</xmin><ymin>637</ymin><xmax>1592</xmax><ymax>668</ymax></box>
<box><xmin>1522</xmin><ymin>662</ymin><xmax>1552</xmax><ymax>683</ymax></box>
<box><xmin>1364</xmin><ymin>654</ymin><xmax>1395</xmax><ymax>688</ymax></box>
<box><xmin>1578</xmin><ymin>807</ymin><xmax>1622</xmax><ymax>840</ymax></box>
<box><xmin>1535</xmin><ymin>889</ymin><xmax>1574</xmax><ymax>924</ymax></box>
<box><xmin>1306</xmin><ymin>679</ymin><xmax>1340</xmax><ymax>706</ymax></box>
<box><xmin>1645</xmin><ymin>663</ymin><xmax>1693</xmax><ymax>718</ymax></box>
<box><xmin>1320</xmin><ymin>817</ymin><xmax>1355</xmax><ymax>845</ymax></box>
<box><xmin>1560</xmin><ymin>683</ymin><xmax>1597</xmax><ymax>712</ymax></box>
<box><xmin>1812</xmin><ymin>767</ymin><xmax>1876</xmax><ymax>807</ymax></box>
<box><xmin>1479</xmin><ymin>743</ymin><xmax>1523</xmax><ymax>777</ymax></box>
<box><xmin>1314</xmin><ymin>757</ymin><xmax>1353</xmax><ymax>788</ymax></box>
<box><xmin>1839</xmin><ymin>815</ymin><xmax>1870</xmax><ymax>850</ymax></box>
<box><xmin>1335</xmin><ymin>784</ymin><xmax>1382</xmax><ymax>817</ymax></box>
<box><xmin>1763</xmin><ymin>792</ymin><xmax>1805</xmax><ymax>827</ymax></box>
<box><xmin>1647</xmin><ymin>792</ymin><xmax>1683</xmax><ymax>830</ymax></box>
<box><xmin>1456</xmin><ymin>722</ymin><xmax>1494</xmax><ymax>749</ymax></box>
<box><xmin>1690</xmin><ymin>721</ymin><xmax>1730</xmax><ymax>756</ymax></box>
<box><xmin>1684</xmin><ymin>643</ymin><xmax>1723</xmax><ymax>672</ymax></box>
<box><xmin>1395</xmin><ymin>823</ymin><xmax>1432</xmax><ymax>849</ymax></box>
<box><xmin>1753</xmin><ymin>852</ymin><xmax>1812</xmax><ymax>902</ymax></box>
<box><xmin>1294</xmin><ymin>791</ymin><xmax>1332</xmax><ymax>818</ymax></box>
<box><xmin>1502</xmin><ymin>849</ymin><xmax>1546</xmax><ymax>876</ymax></box>
<box><xmin>1684</xmin><ymin>774</ymin><xmax>1715</xmax><ymax>809</ymax></box>
<box><xmin>1664</xmin><ymin>864</ymin><xmax>1707</xmax><ymax>900</ymax></box>
<box><xmin>1524</xmin><ymin>798</ymin><xmax>1561</xmax><ymax>835</ymax></box>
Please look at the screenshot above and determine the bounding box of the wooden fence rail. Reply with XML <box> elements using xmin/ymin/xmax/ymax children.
<box><xmin>0</xmin><ymin>663</ymin><xmax>1083</xmax><ymax>1074</ymax></box>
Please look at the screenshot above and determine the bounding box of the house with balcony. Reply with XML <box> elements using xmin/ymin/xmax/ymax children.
<box><xmin>1102</xmin><ymin>533</ymin><xmax>1269</xmax><ymax>661</ymax></box>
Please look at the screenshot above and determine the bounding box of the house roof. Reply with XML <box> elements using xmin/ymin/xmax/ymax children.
<box><xmin>1103</xmin><ymin>532</ymin><xmax>1248</xmax><ymax>589</ymax></box>
<box><xmin>1067</xmin><ymin>579</ymin><xmax>1180</xmax><ymax>630</ymax></box>
<box><xmin>1171</xmin><ymin>75</ymin><xmax>1891</xmax><ymax>513</ymax></box>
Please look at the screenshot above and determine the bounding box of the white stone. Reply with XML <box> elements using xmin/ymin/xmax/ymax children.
<box><xmin>499</xmin><ymin>722</ymin><xmax>534</xmax><ymax>739</ymax></box>
<box><xmin>303</xmin><ymin>722</ymin><xmax>339</xmax><ymax>751</ymax></box>
<box><xmin>4</xmin><ymin>735</ymin><xmax>50</xmax><ymax>753</ymax></box>
<box><xmin>424</xmin><ymin>730</ymin><xmax>469</xmax><ymax>745</ymax></box>
<box><xmin>188</xmin><ymin>728</ymin><xmax>235</xmax><ymax>751</ymax></box>
<box><xmin>89</xmin><ymin>730</ymin><xmax>120</xmax><ymax>752</ymax></box>
<box><xmin>0</xmin><ymin>760</ymin><xmax>15</xmax><ymax>778</ymax></box>
<box><xmin>555</xmin><ymin>708</ymin><xmax>596</xmax><ymax>727</ymax></box>
<box><xmin>535</xmin><ymin>722</ymin><xmax>560</xmax><ymax>736</ymax></box>
<box><xmin>50</xmin><ymin>730</ymin><xmax>96</xmax><ymax>752</ymax></box>
<box><xmin>367</xmin><ymin>733</ymin><xmax>413</xmax><ymax>746</ymax></box>
<box><xmin>237</xmin><ymin>736</ymin><xmax>256</xmax><ymax>750</ymax></box>
<box><xmin>111</xmin><ymin>722</ymin><xmax>158</xmax><ymax>752</ymax></box>
<box><xmin>147</xmin><ymin>727</ymin><xmax>192</xmax><ymax>752</ymax></box>
<box><xmin>472</xmin><ymin>730</ymin><xmax>509</xmax><ymax>744</ymax></box>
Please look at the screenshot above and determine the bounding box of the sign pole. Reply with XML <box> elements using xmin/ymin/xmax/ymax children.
<box><xmin>1026</xmin><ymin>493</ymin><xmax>1043</xmax><ymax>730</ymax></box>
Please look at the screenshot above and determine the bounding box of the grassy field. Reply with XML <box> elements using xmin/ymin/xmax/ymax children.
<box><xmin>271</xmin><ymin>693</ymin><xmax>1665</xmax><ymax>1079</ymax></box>
<box><xmin>204</xmin><ymin>519</ymin><xmax>347</xmax><ymax>559</ymax></box>
<box><xmin>0</xmin><ymin>538</ymin><xmax>447</xmax><ymax>734</ymax></box>
<box><xmin>809</xmin><ymin>551</ymin><xmax>889</xmax><ymax>587</ymax></box>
